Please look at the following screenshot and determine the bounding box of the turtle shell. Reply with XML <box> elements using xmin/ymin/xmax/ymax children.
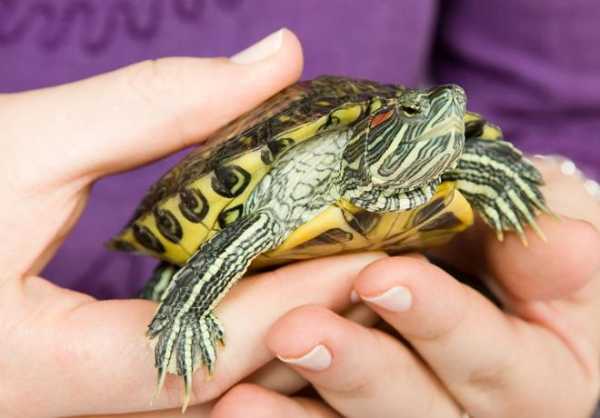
<box><xmin>109</xmin><ymin>76</ymin><xmax>492</xmax><ymax>267</ymax></box>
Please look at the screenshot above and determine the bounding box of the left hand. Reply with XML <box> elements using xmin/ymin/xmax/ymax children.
<box><xmin>212</xmin><ymin>158</ymin><xmax>600</xmax><ymax>418</ymax></box>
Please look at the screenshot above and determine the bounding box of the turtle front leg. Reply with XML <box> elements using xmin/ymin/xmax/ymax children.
<box><xmin>443</xmin><ymin>137</ymin><xmax>549</xmax><ymax>242</ymax></box>
<box><xmin>146</xmin><ymin>212</ymin><xmax>279</xmax><ymax>411</ymax></box>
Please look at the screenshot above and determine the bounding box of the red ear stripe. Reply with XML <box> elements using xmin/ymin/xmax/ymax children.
<box><xmin>369</xmin><ymin>109</ymin><xmax>394</xmax><ymax>128</ymax></box>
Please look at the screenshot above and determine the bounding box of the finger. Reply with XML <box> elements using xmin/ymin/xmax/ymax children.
<box><xmin>212</xmin><ymin>384</ymin><xmax>341</xmax><ymax>418</ymax></box>
<box><xmin>485</xmin><ymin>216</ymin><xmax>600</xmax><ymax>301</ymax></box>
<box><xmin>75</xmin><ymin>385</ymin><xmax>338</xmax><ymax>418</ymax></box>
<box><xmin>0</xmin><ymin>29</ymin><xmax>302</xmax><ymax>184</ymax></box>
<box><xmin>533</xmin><ymin>156</ymin><xmax>600</xmax><ymax>227</ymax></box>
<box><xmin>10</xmin><ymin>253</ymin><xmax>383</xmax><ymax>417</ymax></box>
<box><xmin>244</xmin><ymin>302</ymin><xmax>380</xmax><ymax>393</ymax></box>
<box><xmin>74</xmin><ymin>404</ymin><xmax>213</xmax><ymax>418</ymax></box>
<box><xmin>75</xmin><ymin>304</ymin><xmax>380</xmax><ymax>418</ymax></box>
<box><xmin>354</xmin><ymin>256</ymin><xmax>596</xmax><ymax>418</ymax></box>
<box><xmin>433</xmin><ymin>214</ymin><xmax>600</xmax><ymax>302</ymax></box>
<box><xmin>267</xmin><ymin>305</ymin><xmax>465</xmax><ymax>418</ymax></box>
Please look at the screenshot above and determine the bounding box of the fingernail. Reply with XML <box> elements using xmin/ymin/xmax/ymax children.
<box><xmin>278</xmin><ymin>344</ymin><xmax>332</xmax><ymax>371</ymax></box>
<box><xmin>361</xmin><ymin>286</ymin><xmax>412</xmax><ymax>312</ymax></box>
<box><xmin>532</xmin><ymin>154</ymin><xmax>551</xmax><ymax>160</ymax></box>
<box><xmin>230</xmin><ymin>29</ymin><xmax>285</xmax><ymax>64</ymax></box>
<box><xmin>584</xmin><ymin>178</ymin><xmax>600</xmax><ymax>199</ymax></box>
<box><xmin>559</xmin><ymin>159</ymin><xmax>577</xmax><ymax>176</ymax></box>
<box><xmin>350</xmin><ymin>289</ymin><xmax>360</xmax><ymax>303</ymax></box>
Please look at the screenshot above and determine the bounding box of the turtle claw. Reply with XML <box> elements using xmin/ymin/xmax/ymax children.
<box><xmin>480</xmin><ymin>189</ymin><xmax>548</xmax><ymax>245</ymax></box>
<box><xmin>527</xmin><ymin>217</ymin><xmax>547</xmax><ymax>243</ymax></box>
<box><xmin>148</xmin><ymin>310</ymin><xmax>225</xmax><ymax>412</ymax></box>
<box><xmin>445</xmin><ymin>136</ymin><xmax>550</xmax><ymax>244</ymax></box>
<box><xmin>496</xmin><ymin>229</ymin><xmax>504</xmax><ymax>242</ymax></box>
<box><xmin>517</xmin><ymin>229</ymin><xmax>529</xmax><ymax>247</ymax></box>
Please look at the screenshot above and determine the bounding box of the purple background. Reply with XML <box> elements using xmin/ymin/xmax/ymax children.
<box><xmin>1</xmin><ymin>0</ymin><xmax>599</xmax><ymax>301</ymax></box>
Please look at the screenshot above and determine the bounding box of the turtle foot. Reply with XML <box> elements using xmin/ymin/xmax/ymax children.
<box><xmin>148</xmin><ymin>310</ymin><xmax>225</xmax><ymax>412</ymax></box>
<box><xmin>466</xmin><ymin>171</ymin><xmax>548</xmax><ymax>245</ymax></box>
<box><xmin>479</xmin><ymin>193</ymin><xmax>547</xmax><ymax>245</ymax></box>
<box><xmin>445</xmin><ymin>138</ymin><xmax>549</xmax><ymax>244</ymax></box>
<box><xmin>472</xmin><ymin>157</ymin><xmax>549</xmax><ymax>244</ymax></box>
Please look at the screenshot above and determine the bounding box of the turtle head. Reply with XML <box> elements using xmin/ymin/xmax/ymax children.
<box><xmin>340</xmin><ymin>84</ymin><xmax>466</xmax><ymax>211</ymax></box>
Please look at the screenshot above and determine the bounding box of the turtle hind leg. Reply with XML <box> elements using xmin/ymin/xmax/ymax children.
<box><xmin>443</xmin><ymin>137</ymin><xmax>549</xmax><ymax>243</ymax></box>
<box><xmin>146</xmin><ymin>212</ymin><xmax>279</xmax><ymax>411</ymax></box>
<box><xmin>139</xmin><ymin>262</ymin><xmax>179</xmax><ymax>302</ymax></box>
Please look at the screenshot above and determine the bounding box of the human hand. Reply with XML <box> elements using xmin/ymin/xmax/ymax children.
<box><xmin>0</xmin><ymin>29</ymin><xmax>380</xmax><ymax>418</ymax></box>
<box><xmin>211</xmin><ymin>158</ymin><xmax>600</xmax><ymax>418</ymax></box>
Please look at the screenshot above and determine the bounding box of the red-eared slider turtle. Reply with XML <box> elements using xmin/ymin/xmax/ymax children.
<box><xmin>108</xmin><ymin>76</ymin><xmax>547</xmax><ymax>408</ymax></box>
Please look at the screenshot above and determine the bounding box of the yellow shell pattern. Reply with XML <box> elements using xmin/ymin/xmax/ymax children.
<box><xmin>109</xmin><ymin>77</ymin><xmax>503</xmax><ymax>268</ymax></box>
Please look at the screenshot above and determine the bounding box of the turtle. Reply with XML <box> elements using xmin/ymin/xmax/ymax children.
<box><xmin>108</xmin><ymin>75</ymin><xmax>548</xmax><ymax>409</ymax></box>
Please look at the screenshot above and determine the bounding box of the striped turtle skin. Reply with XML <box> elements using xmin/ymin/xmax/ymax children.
<box><xmin>108</xmin><ymin>76</ymin><xmax>547</xmax><ymax>410</ymax></box>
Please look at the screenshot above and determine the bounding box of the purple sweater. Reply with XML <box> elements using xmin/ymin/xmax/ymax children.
<box><xmin>2</xmin><ymin>1</ymin><xmax>599</xmax><ymax>414</ymax></box>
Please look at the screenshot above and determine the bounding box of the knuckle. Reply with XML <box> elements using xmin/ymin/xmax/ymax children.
<box><xmin>328</xmin><ymin>330</ymin><xmax>390</xmax><ymax>396</ymax></box>
<box><xmin>462</xmin><ymin>338</ymin><xmax>519</xmax><ymax>401</ymax></box>
<box><xmin>328</xmin><ymin>369</ymin><xmax>374</xmax><ymax>396</ymax></box>
<box><xmin>465</xmin><ymin>357</ymin><xmax>513</xmax><ymax>393</ymax></box>
<box><xmin>123</xmin><ymin>58</ymin><xmax>185</xmax><ymax>109</ymax></box>
<box><xmin>412</xmin><ymin>285</ymin><xmax>471</xmax><ymax>343</ymax></box>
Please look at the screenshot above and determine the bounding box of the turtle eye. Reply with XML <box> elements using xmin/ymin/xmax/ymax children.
<box><xmin>401</xmin><ymin>105</ymin><xmax>421</xmax><ymax>117</ymax></box>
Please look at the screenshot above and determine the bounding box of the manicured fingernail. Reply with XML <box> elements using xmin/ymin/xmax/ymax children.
<box><xmin>350</xmin><ymin>289</ymin><xmax>360</xmax><ymax>303</ymax></box>
<box><xmin>230</xmin><ymin>28</ymin><xmax>284</xmax><ymax>64</ymax></box>
<box><xmin>361</xmin><ymin>286</ymin><xmax>412</xmax><ymax>312</ymax></box>
<box><xmin>584</xmin><ymin>178</ymin><xmax>600</xmax><ymax>199</ymax></box>
<box><xmin>532</xmin><ymin>154</ymin><xmax>551</xmax><ymax>160</ymax></box>
<box><xmin>278</xmin><ymin>344</ymin><xmax>332</xmax><ymax>371</ymax></box>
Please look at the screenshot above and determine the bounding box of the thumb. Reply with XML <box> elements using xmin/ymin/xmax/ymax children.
<box><xmin>1</xmin><ymin>28</ymin><xmax>303</xmax><ymax>185</ymax></box>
